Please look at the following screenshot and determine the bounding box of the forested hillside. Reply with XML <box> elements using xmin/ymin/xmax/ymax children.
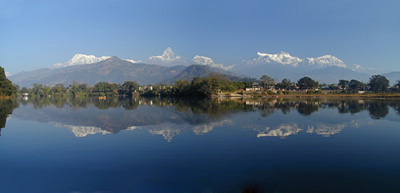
<box><xmin>0</xmin><ymin>67</ymin><xmax>16</xmax><ymax>96</ymax></box>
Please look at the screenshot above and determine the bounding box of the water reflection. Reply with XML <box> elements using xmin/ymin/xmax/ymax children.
<box><xmin>368</xmin><ymin>101</ymin><xmax>389</xmax><ymax>119</ymax></box>
<box><xmin>6</xmin><ymin>97</ymin><xmax>400</xmax><ymax>140</ymax></box>
<box><xmin>306</xmin><ymin>122</ymin><xmax>346</xmax><ymax>137</ymax></box>
<box><xmin>3</xmin><ymin>97</ymin><xmax>400</xmax><ymax>193</ymax></box>
<box><xmin>255</xmin><ymin>123</ymin><xmax>303</xmax><ymax>138</ymax></box>
<box><xmin>248</xmin><ymin>120</ymin><xmax>359</xmax><ymax>138</ymax></box>
<box><xmin>0</xmin><ymin>99</ymin><xmax>18</xmax><ymax>135</ymax></box>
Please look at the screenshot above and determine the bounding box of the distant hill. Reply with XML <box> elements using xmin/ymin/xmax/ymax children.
<box><xmin>303</xmin><ymin>66</ymin><xmax>370</xmax><ymax>84</ymax></box>
<box><xmin>10</xmin><ymin>59</ymin><xmax>254</xmax><ymax>88</ymax></box>
<box><xmin>165</xmin><ymin>65</ymin><xmax>253</xmax><ymax>84</ymax></box>
<box><xmin>10</xmin><ymin>57</ymin><xmax>186</xmax><ymax>87</ymax></box>
<box><xmin>381</xmin><ymin>71</ymin><xmax>400</xmax><ymax>85</ymax></box>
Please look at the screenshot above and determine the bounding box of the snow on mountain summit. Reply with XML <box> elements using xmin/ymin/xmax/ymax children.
<box><xmin>307</xmin><ymin>55</ymin><xmax>347</xmax><ymax>68</ymax></box>
<box><xmin>145</xmin><ymin>47</ymin><xmax>189</xmax><ymax>66</ymax></box>
<box><xmin>149</xmin><ymin>47</ymin><xmax>181</xmax><ymax>61</ymax></box>
<box><xmin>193</xmin><ymin>55</ymin><xmax>214</xmax><ymax>65</ymax></box>
<box><xmin>145</xmin><ymin>47</ymin><xmax>233</xmax><ymax>69</ymax></box>
<box><xmin>54</xmin><ymin>54</ymin><xmax>111</xmax><ymax>68</ymax></box>
<box><xmin>124</xmin><ymin>59</ymin><xmax>137</xmax><ymax>64</ymax></box>
<box><xmin>244</xmin><ymin>51</ymin><xmax>354</xmax><ymax>70</ymax></box>
<box><xmin>252</xmin><ymin>51</ymin><xmax>303</xmax><ymax>67</ymax></box>
<box><xmin>192</xmin><ymin>55</ymin><xmax>233</xmax><ymax>70</ymax></box>
<box><xmin>53</xmin><ymin>54</ymin><xmax>138</xmax><ymax>68</ymax></box>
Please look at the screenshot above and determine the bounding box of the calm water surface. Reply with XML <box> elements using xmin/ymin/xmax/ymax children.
<box><xmin>1</xmin><ymin>97</ymin><xmax>400</xmax><ymax>193</ymax></box>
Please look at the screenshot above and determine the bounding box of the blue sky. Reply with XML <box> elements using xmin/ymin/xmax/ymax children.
<box><xmin>1</xmin><ymin>0</ymin><xmax>399</xmax><ymax>75</ymax></box>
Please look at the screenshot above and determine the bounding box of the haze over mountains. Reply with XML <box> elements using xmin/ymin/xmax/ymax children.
<box><xmin>9</xmin><ymin>47</ymin><xmax>397</xmax><ymax>87</ymax></box>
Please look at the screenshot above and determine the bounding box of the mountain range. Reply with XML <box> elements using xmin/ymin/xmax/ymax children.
<box><xmin>9</xmin><ymin>47</ymin><xmax>398</xmax><ymax>87</ymax></box>
<box><xmin>233</xmin><ymin>51</ymin><xmax>374</xmax><ymax>83</ymax></box>
<box><xmin>11</xmin><ymin>57</ymin><xmax>186</xmax><ymax>87</ymax></box>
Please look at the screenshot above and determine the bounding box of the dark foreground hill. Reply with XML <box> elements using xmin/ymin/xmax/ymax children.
<box><xmin>0</xmin><ymin>66</ymin><xmax>15</xmax><ymax>96</ymax></box>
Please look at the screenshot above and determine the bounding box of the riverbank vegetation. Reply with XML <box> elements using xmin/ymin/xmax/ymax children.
<box><xmin>14</xmin><ymin>73</ymin><xmax>400</xmax><ymax>98</ymax></box>
<box><xmin>0</xmin><ymin>67</ymin><xmax>17</xmax><ymax>97</ymax></box>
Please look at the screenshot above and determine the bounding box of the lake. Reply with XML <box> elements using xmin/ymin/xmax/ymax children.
<box><xmin>1</xmin><ymin>97</ymin><xmax>400</xmax><ymax>193</ymax></box>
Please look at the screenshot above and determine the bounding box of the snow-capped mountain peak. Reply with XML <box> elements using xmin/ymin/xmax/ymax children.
<box><xmin>247</xmin><ymin>51</ymin><xmax>352</xmax><ymax>69</ymax></box>
<box><xmin>193</xmin><ymin>55</ymin><xmax>214</xmax><ymax>65</ymax></box>
<box><xmin>149</xmin><ymin>47</ymin><xmax>182</xmax><ymax>62</ymax></box>
<box><xmin>307</xmin><ymin>55</ymin><xmax>347</xmax><ymax>68</ymax></box>
<box><xmin>145</xmin><ymin>47</ymin><xmax>189</xmax><ymax>66</ymax></box>
<box><xmin>124</xmin><ymin>59</ymin><xmax>137</xmax><ymax>64</ymax></box>
<box><xmin>192</xmin><ymin>55</ymin><xmax>233</xmax><ymax>70</ymax></box>
<box><xmin>253</xmin><ymin>51</ymin><xmax>303</xmax><ymax>67</ymax></box>
<box><xmin>54</xmin><ymin>54</ymin><xmax>111</xmax><ymax>68</ymax></box>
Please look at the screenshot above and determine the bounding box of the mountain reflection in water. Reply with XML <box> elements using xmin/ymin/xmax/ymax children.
<box><xmin>4</xmin><ymin>97</ymin><xmax>400</xmax><ymax>141</ymax></box>
<box><xmin>2</xmin><ymin>96</ymin><xmax>400</xmax><ymax>193</ymax></box>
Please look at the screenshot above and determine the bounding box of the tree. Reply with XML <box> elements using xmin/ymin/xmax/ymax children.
<box><xmin>20</xmin><ymin>87</ymin><xmax>29</xmax><ymax>94</ymax></box>
<box><xmin>276</xmin><ymin>78</ymin><xmax>291</xmax><ymax>90</ymax></box>
<box><xmin>120</xmin><ymin>81</ymin><xmax>139</xmax><ymax>96</ymax></box>
<box><xmin>31</xmin><ymin>83</ymin><xmax>50</xmax><ymax>96</ymax></box>
<box><xmin>259</xmin><ymin>75</ymin><xmax>274</xmax><ymax>89</ymax></box>
<box><xmin>328</xmin><ymin>84</ymin><xmax>339</xmax><ymax>90</ymax></box>
<box><xmin>348</xmin><ymin>79</ymin><xmax>366</xmax><ymax>90</ymax></box>
<box><xmin>92</xmin><ymin>82</ymin><xmax>119</xmax><ymax>95</ymax></box>
<box><xmin>13</xmin><ymin>84</ymin><xmax>19</xmax><ymax>95</ymax></box>
<box><xmin>0</xmin><ymin>67</ymin><xmax>16</xmax><ymax>96</ymax></box>
<box><xmin>172</xmin><ymin>80</ymin><xmax>191</xmax><ymax>96</ymax></box>
<box><xmin>50</xmin><ymin>84</ymin><xmax>66</xmax><ymax>96</ymax></box>
<box><xmin>298</xmin><ymin>77</ymin><xmax>318</xmax><ymax>90</ymax></box>
<box><xmin>369</xmin><ymin>75</ymin><xmax>389</xmax><ymax>91</ymax></box>
<box><xmin>395</xmin><ymin>80</ymin><xmax>400</xmax><ymax>90</ymax></box>
<box><xmin>338</xmin><ymin>80</ymin><xmax>349</xmax><ymax>90</ymax></box>
<box><xmin>200</xmin><ymin>76</ymin><xmax>224</xmax><ymax>96</ymax></box>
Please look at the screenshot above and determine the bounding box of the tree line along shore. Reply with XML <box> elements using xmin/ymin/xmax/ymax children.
<box><xmin>5</xmin><ymin>73</ymin><xmax>400</xmax><ymax>98</ymax></box>
<box><xmin>0</xmin><ymin>65</ymin><xmax>399</xmax><ymax>98</ymax></box>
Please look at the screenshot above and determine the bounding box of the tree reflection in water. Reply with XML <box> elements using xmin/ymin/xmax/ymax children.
<box><xmin>9</xmin><ymin>96</ymin><xmax>400</xmax><ymax>140</ymax></box>
<box><xmin>368</xmin><ymin>100</ymin><xmax>389</xmax><ymax>119</ymax></box>
<box><xmin>3</xmin><ymin>96</ymin><xmax>400</xmax><ymax>193</ymax></box>
<box><xmin>0</xmin><ymin>99</ymin><xmax>18</xmax><ymax>135</ymax></box>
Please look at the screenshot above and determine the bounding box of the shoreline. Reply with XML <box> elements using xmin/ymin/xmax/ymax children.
<box><xmin>217</xmin><ymin>93</ymin><xmax>400</xmax><ymax>100</ymax></box>
<box><xmin>5</xmin><ymin>93</ymin><xmax>400</xmax><ymax>100</ymax></box>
